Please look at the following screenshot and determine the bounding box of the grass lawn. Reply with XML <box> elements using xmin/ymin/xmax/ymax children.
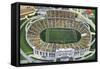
<box><xmin>20</xmin><ymin>20</ymin><xmax>33</xmax><ymax>54</ymax></box>
<box><xmin>20</xmin><ymin>18</ymin><xmax>27</xmax><ymax>26</ymax></box>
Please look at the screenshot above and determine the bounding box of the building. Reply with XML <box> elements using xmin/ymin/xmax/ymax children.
<box><xmin>20</xmin><ymin>5</ymin><xmax>37</xmax><ymax>20</ymax></box>
<box><xmin>25</xmin><ymin>9</ymin><xmax>92</xmax><ymax>61</ymax></box>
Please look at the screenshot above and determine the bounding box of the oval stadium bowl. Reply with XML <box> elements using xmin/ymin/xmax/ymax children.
<box><xmin>25</xmin><ymin>9</ymin><xmax>93</xmax><ymax>61</ymax></box>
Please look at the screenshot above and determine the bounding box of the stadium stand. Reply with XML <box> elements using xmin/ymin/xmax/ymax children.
<box><xmin>26</xmin><ymin>9</ymin><xmax>92</xmax><ymax>61</ymax></box>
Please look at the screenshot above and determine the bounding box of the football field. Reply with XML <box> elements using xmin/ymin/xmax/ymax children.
<box><xmin>40</xmin><ymin>28</ymin><xmax>81</xmax><ymax>44</ymax></box>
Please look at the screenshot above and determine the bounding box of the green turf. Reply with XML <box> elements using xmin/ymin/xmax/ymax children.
<box><xmin>85</xmin><ymin>52</ymin><xmax>96</xmax><ymax>60</ymax></box>
<box><xmin>40</xmin><ymin>28</ymin><xmax>81</xmax><ymax>44</ymax></box>
<box><xmin>20</xmin><ymin>20</ymin><xmax>33</xmax><ymax>54</ymax></box>
<box><xmin>20</xmin><ymin>19</ymin><xmax>27</xmax><ymax>26</ymax></box>
<box><xmin>20</xmin><ymin>54</ymin><xmax>25</xmax><ymax>60</ymax></box>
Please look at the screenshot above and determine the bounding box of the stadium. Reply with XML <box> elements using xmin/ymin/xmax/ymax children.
<box><xmin>21</xmin><ymin>8</ymin><xmax>95</xmax><ymax>62</ymax></box>
<box><xmin>20</xmin><ymin>5</ymin><xmax>96</xmax><ymax>63</ymax></box>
